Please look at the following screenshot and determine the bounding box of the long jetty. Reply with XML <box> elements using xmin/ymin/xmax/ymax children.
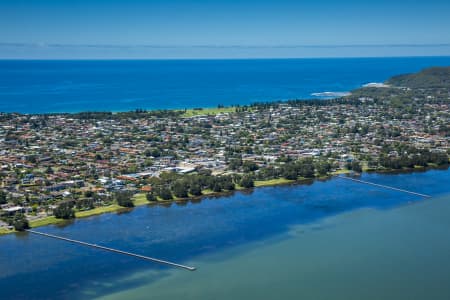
<box><xmin>338</xmin><ymin>176</ymin><xmax>431</xmax><ymax>198</ymax></box>
<box><xmin>26</xmin><ymin>229</ymin><xmax>196</xmax><ymax>271</ymax></box>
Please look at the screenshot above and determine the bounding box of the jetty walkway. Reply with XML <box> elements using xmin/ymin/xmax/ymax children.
<box><xmin>26</xmin><ymin>229</ymin><xmax>196</xmax><ymax>271</ymax></box>
<box><xmin>338</xmin><ymin>176</ymin><xmax>431</xmax><ymax>198</ymax></box>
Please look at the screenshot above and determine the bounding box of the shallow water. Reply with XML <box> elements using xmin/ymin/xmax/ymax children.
<box><xmin>98</xmin><ymin>197</ymin><xmax>450</xmax><ymax>300</ymax></box>
<box><xmin>0</xmin><ymin>169</ymin><xmax>449</xmax><ymax>299</ymax></box>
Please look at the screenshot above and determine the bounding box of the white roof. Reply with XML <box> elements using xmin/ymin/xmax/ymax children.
<box><xmin>3</xmin><ymin>206</ymin><xmax>23</xmax><ymax>212</ymax></box>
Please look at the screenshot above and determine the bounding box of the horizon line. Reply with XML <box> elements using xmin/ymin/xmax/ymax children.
<box><xmin>1</xmin><ymin>42</ymin><xmax>450</xmax><ymax>49</ymax></box>
<box><xmin>1</xmin><ymin>55</ymin><xmax>450</xmax><ymax>61</ymax></box>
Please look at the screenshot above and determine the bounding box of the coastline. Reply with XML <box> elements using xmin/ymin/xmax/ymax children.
<box><xmin>2</xmin><ymin>57</ymin><xmax>450</xmax><ymax>115</ymax></box>
<box><xmin>1</xmin><ymin>63</ymin><xmax>449</xmax><ymax>236</ymax></box>
<box><xmin>2</xmin><ymin>166</ymin><xmax>447</xmax><ymax>236</ymax></box>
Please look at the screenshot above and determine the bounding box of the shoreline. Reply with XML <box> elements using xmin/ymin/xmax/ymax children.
<box><xmin>1</xmin><ymin>166</ymin><xmax>446</xmax><ymax>236</ymax></box>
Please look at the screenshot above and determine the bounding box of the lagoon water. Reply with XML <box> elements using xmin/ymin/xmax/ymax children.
<box><xmin>1</xmin><ymin>169</ymin><xmax>450</xmax><ymax>299</ymax></box>
<box><xmin>1</xmin><ymin>56</ymin><xmax>450</xmax><ymax>113</ymax></box>
<box><xmin>99</xmin><ymin>196</ymin><xmax>450</xmax><ymax>300</ymax></box>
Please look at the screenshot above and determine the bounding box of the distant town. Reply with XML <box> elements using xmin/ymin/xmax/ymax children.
<box><xmin>1</xmin><ymin>67</ymin><xmax>449</xmax><ymax>233</ymax></box>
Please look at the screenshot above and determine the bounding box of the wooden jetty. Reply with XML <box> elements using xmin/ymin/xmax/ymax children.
<box><xmin>26</xmin><ymin>229</ymin><xmax>196</xmax><ymax>271</ymax></box>
<box><xmin>338</xmin><ymin>176</ymin><xmax>431</xmax><ymax>198</ymax></box>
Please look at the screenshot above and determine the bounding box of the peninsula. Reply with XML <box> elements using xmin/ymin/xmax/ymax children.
<box><xmin>1</xmin><ymin>67</ymin><xmax>449</xmax><ymax>234</ymax></box>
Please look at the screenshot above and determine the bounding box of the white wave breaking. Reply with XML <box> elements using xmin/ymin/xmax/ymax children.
<box><xmin>310</xmin><ymin>91</ymin><xmax>351</xmax><ymax>98</ymax></box>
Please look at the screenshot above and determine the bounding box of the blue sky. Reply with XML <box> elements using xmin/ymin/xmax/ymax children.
<box><xmin>1</xmin><ymin>0</ymin><xmax>450</xmax><ymax>58</ymax></box>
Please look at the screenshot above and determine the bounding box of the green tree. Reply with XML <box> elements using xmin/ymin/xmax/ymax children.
<box><xmin>242</xmin><ymin>161</ymin><xmax>259</xmax><ymax>173</ymax></box>
<box><xmin>221</xmin><ymin>177</ymin><xmax>235</xmax><ymax>191</ymax></box>
<box><xmin>282</xmin><ymin>165</ymin><xmax>298</xmax><ymax>180</ymax></box>
<box><xmin>228</xmin><ymin>158</ymin><xmax>243</xmax><ymax>170</ymax></box>
<box><xmin>240</xmin><ymin>176</ymin><xmax>254</xmax><ymax>188</ymax></box>
<box><xmin>54</xmin><ymin>202</ymin><xmax>75</xmax><ymax>219</ymax></box>
<box><xmin>76</xmin><ymin>198</ymin><xmax>94</xmax><ymax>210</ymax></box>
<box><xmin>298</xmin><ymin>161</ymin><xmax>315</xmax><ymax>178</ymax></box>
<box><xmin>84</xmin><ymin>190</ymin><xmax>94</xmax><ymax>198</ymax></box>
<box><xmin>115</xmin><ymin>191</ymin><xmax>134</xmax><ymax>207</ymax></box>
<box><xmin>213</xmin><ymin>183</ymin><xmax>222</xmax><ymax>193</ymax></box>
<box><xmin>0</xmin><ymin>190</ymin><xmax>7</xmax><ymax>204</ymax></box>
<box><xmin>172</xmin><ymin>180</ymin><xmax>189</xmax><ymax>198</ymax></box>
<box><xmin>315</xmin><ymin>160</ymin><xmax>331</xmax><ymax>176</ymax></box>
<box><xmin>189</xmin><ymin>184</ymin><xmax>202</xmax><ymax>196</ymax></box>
<box><xmin>12</xmin><ymin>213</ymin><xmax>30</xmax><ymax>231</ymax></box>
<box><xmin>351</xmin><ymin>161</ymin><xmax>363</xmax><ymax>173</ymax></box>
<box><xmin>45</xmin><ymin>166</ymin><xmax>54</xmax><ymax>174</ymax></box>
<box><xmin>146</xmin><ymin>192</ymin><xmax>156</xmax><ymax>201</ymax></box>
<box><xmin>158</xmin><ymin>187</ymin><xmax>173</xmax><ymax>200</ymax></box>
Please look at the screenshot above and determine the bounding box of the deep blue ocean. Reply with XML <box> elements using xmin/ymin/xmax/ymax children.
<box><xmin>1</xmin><ymin>56</ymin><xmax>450</xmax><ymax>113</ymax></box>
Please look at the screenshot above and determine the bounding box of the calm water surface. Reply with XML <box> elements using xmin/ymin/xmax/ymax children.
<box><xmin>101</xmin><ymin>193</ymin><xmax>450</xmax><ymax>300</ymax></box>
<box><xmin>0</xmin><ymin>169</ymin><xmax>449</xmax><ymax>299</ymax></box>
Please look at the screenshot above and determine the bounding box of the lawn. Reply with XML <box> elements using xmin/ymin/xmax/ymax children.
<box><xmin>75</xmin><ymin>204</ymin><xmax>122</xmax><ymax>218</ymax></box>
<box><xmin>254</xmin><ymin>178</ymin><xmax>295</xmax><ymax>187</ymax></box>
<box><xmin>132</xmin><ymin>193</ymin><xmax>150</xmax><ymax>206</ymax></box>
<box><xmin>29</xmin><ymin>216</ymin><xmax>65</xmax><ymax>228</ymax></box>
<box><xmin>331</xmin><ymin>169</ymin><xmax>351</xmax><ymax>175</ymax></box>
<box><xmin>0</xmin><ymin>227</ymin><xmax>13</xmax><ymax>235</ymax></box>
<box><xmin>181</xmin><ymin>107</ymin><xmax>237</xmax><ymax>117</ymax></box>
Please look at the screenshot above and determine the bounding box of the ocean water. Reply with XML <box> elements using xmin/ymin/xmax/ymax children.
<box><xmin>1</xmin><ymin>56</ymin><xmax>450</xmax><ymax>113</ymax></box>
<box><xmin>0</xmin><ymin>169</ymin><xmax>449</xmax><ymax>299</ymax></box>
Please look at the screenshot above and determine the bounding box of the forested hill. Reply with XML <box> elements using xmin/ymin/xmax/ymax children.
<box><xmin>386</xmin><ymin>66</ymin><xmax>450</xmax><ymax>88</ymax></box>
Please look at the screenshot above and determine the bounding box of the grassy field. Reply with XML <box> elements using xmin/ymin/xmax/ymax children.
<box><xmin>0</xmin><ymin>227</ymin><xmax>14</xmax><ymax>235</ymax></box>
<box><xmin>132</xmin><ymin>193</ymin><xmax>151</xmax><ymax>206</ymax></box>
<box><xmin>331</xmin><ymin>169</ymin><xmax>351</xmax><ymax>175</ymax></box>
<box><xmin>29</xmin><ymin>216</ymin><xmax>65</xmax><ymax>228</ymax></box>
<box><xmin>75</xmin><ymin>204</ymin><xmax>122</xmax><ymax>218</ymax></box>
<box><xmin>200</xmin><ymin>189</ymin><xmax>215</xmax><ymax>195</ymax></box>
<box><xmin>181</xmin><ymin>107</ymin><xmax>237</xmax><ymax>117</ymax></box>
<box><xmin>76</xmin><ymin>194</ymin><xmax>150</xmax><ymax>218</ymax></box>
<box><xmin>24</xmin><ymin>195</ymin><xmax>153</xmax><ymax>229</ymax></box>
<box><xmin>254</xmin><ymin>178</ymin><xmax>295</xmax><ymax>187</ymax></box>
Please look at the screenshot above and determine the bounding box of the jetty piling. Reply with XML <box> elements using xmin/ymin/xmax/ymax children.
<box><xmin>26</xmin><ymin>229</ymin><xmax>196</xmax><ymax>271</ymax></box>
<box><xmin>338</xmin><ymin>176</ymin><xmax>431</xmax><ymax>198</ymax></box>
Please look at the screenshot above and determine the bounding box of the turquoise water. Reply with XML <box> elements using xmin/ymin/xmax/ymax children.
<box><xmin>0</xmin><ymin>169</ymin><xmax>449</xmax><ymax>299</ymax></box>
<box><xmin>99</xmin><ymin>195</ymin><xmax>450</xmax><ymax>300</ymax></box>
<box><xmin>1</xmin><ymin>57</ymin><xmax>450</xmax><ymax>113</ymax></box>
